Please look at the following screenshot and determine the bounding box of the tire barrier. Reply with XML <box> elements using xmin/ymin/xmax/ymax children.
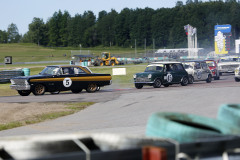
<box><xmin>0</xmin><ymin>70</ymin><xmax>24</xmax><ymax>83</ymax></box>
<box><xmin>146</xmin><ymin>112</ymin><xmax>240</xmax><ymax>143</ymax></box>
<box><xmin>22</xmin><ymin>68</ymin><xmax>30</xmax><ymax>76</ymax></box>
<box><xmin>217</xmin><ymin>104</ymin><xmax>240</xmax><ymax>127</ymax></box>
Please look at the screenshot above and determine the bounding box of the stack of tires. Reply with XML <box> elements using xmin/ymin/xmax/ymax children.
<box><xmin>146</xmin><ymin>112</ymin><xmax>240</xmax><ymax>144</ymax></box>
<box><xmin>217</xmin><ymin>104</ymin><xmax>240</xmax><ymax>128</ymax></box>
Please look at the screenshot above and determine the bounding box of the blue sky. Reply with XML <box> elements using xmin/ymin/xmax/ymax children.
<box><xmin>0</xmin><ymin>0</ymin><xmax>209</xmax><ymax>35</ymax></box>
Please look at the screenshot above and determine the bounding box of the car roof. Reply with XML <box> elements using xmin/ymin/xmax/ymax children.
<box><xmin>151</xmin><ymin>61</ymin><xmax>182</xmax><ymax>64</ymax></box>
<box><xmin>46</xmin><ymin>65</ymin><xmax>82</xmax><ymax>68</ymax></box>
<box><xmin>73</xmin><ymin>55</ymin><xmax>94</xmax><ymax>58</ymax></box>
<box><xmin>182</xmin><ymin>60</ymin><xmax>206</xmax><ymax>63</ymax></box>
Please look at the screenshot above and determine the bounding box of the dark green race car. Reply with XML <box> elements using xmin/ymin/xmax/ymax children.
<box><xmin>133</xmin><ymin>62</ymin><xmax>189</xmax><ymax>89</ymax></box>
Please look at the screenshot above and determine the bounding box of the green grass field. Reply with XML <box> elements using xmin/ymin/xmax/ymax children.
<box><xmin>0</xmin><ymin>43</ymin><xmax>144</xmax><ymax>63</ymax></box>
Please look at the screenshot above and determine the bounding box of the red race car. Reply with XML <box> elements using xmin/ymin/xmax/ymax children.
<box><xmin>205</xmin><ymin>60</ymin><xmax>220</xmax><ymax>80</ymax></box>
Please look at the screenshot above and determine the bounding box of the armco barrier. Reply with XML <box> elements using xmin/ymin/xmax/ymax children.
<box><xmin>0</xmin><ymin>70</ymin><xmax>24</xmax><ymax>83</ymax></box>
<box><xmin>0</xmin><ymin>133</ymin><xmax>240</xmax><ymax>160</ymax></box>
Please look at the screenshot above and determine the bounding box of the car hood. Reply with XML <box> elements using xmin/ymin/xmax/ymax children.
<box><xmin>136</xmin><ymin>71</ymin><xmax>157</xmax><ymax>76</ymax></box>
<box><xmin>218</xmin><ymin>62</ymin><xmax>240</xmax><ymax>66</ymax></box>
<box><xmin>11</xmin><ymin>74</ymin><xmax>50</xmax><ymax>80</ymax></box>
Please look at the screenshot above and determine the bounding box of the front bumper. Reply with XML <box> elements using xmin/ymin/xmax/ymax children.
<box><xmin>10</xmin><ymin>85</ymin><xmax>31</xmax><ymax>91</ymax></box>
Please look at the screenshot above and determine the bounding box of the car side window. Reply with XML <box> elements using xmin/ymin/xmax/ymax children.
<box><xmin>172</xmin><ymin>64</ymin><xmax>178</xmax><ymax>71</ymax></box>
<box><xmin>175</xmin><ymin>64</ymin><xmax>184</xmax><ymax>70</ymax></box>
<box><xmin>194</xmin><ymin>63</ymin><xmax>201</xmax><ymax>69</ymax></box>
<box><xmin>62</xmin><ymin>67</ymin><xmax>74</xmax><ymax>75</ymax></box>
<box><xmin>201</xmin><ymin>62</ymin><xmax>208</xmax><ymax>69</ymax></box>
<box><xmin>74</xmin><ymin>67</ymin><xmax>86</xmax><ymax>74</ymax></box>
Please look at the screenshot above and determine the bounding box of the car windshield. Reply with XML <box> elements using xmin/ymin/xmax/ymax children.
<box><xmin>40</xmin><ymin>66</ymin><xmax>60</xmax><ymax>75</ymax></box>
<box><xmin>206</xmin><ymin>61</ymin><xmax>215</xmax><ymax>67</ymax></box>
<box><xmin>183</xmin><ymin>64</ymin><xmax>193</xmax><ymax>69</ymax></box>
<box><xmin>145</xmin><ymin>65</ymin><xmax>163</xmax><ymax>72</ymax></box>
<box><xmin>219</xmin><ymin>58</ymin><xmax>240</xmax><ymax>62</ymax></box>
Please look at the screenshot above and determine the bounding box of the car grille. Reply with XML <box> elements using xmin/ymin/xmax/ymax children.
<box><xmin>12</xmin><ymin>79</ymin><xmax>27</xmax><ymax>85</ymax></box>
<box><xmin>135</xmin><ymin>77</ymin><xmax>151</xmax><ymax>82</ymax></box>
<box><xmin>221</xmin><ymin>65</ymin><xmax>239</xmax><ymax>70</ymax></box>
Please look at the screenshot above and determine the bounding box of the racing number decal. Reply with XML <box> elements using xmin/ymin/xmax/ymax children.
<box><xmin>63</xmin><ymin>78</ymin><xmax>72</xmax><ymax>87</ymax></box>
<box><xmin>166</xmin><ymin>74</ymin><xmax>173</xmax><ymax>82</ymax></box>
<box><xmin>197</xmin><ymin>70</ymin><xmax>202</xmax><ymax>79</ymax></box>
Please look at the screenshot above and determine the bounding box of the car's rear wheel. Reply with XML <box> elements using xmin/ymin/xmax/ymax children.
<box><xmin>135</xmin><ymin>83</ymin><xmax>143</xmax><ymax>89</ymax></box>
<box><xmin>86</xmin><ymin>83</ymin><xmax>97</xmax><ymax>93</ymax></box>
<box><xmin>33</xmin><ymin>84</ymin><xmax>46</xmax><ymax>95</ymax></box>
<box><xmin>18</xmin><ymin>90</ymin><xmax>31</xmax><ymax>96</ymax></box>
<box><xmin>235</xmin><ymin>77</ymin><xmax>240</xmax><ymax>82</ymax></box>
<box><xmin>71</xmin><ymin>89</ymin><xmax>83</xmax><ymax>93</ymax></box>
<box><xmin>181</xmin><ymin>76</ymin><xmax>188</xmax><ymax>86</ymax></box>
<box><xmin>206</xmin><ymin>74</ymin><xmax>212</xmax><ymax>83</ymax></box>
<box><xmin>188</xmin><ymin>75</ymin><xmax>194</xmax><ymax>84</ymax></box>
<box><xmin>153</xmin><ymin>79</ymin><xmax>161</xmax><ymax>88</ymax></box>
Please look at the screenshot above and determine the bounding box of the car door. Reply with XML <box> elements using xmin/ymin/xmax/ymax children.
<box><xmin>174</xmin><ymin>63</ymin><xmax>187</xmax><ymax>82</ymax></box>
<box><xmin>201</xmin><ymin>62</ymin><xmax>210</xmax><ymax>80</ymax></box>
<box><xmin>163</xmin><ymin>64</ymin><xmax>178</xmax><ymax>84</ymax></box>
<box><xmin>194</xmin><ymin>62</ymin><xmax>203</xmax><ymax>80</ymax></box>
<box><xmin>58</xmin><ymin>67</ymin><xmax>76</xmax><ymax>91</ymax></box>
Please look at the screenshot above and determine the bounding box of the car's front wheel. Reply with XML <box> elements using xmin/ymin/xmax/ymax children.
<box><xmin>33</xmin><ymin>84</ymin><xmax>46</xmax><ymax>95</ymax></box>
<box><xmin>206</xmin><ymin>74</ymin><xmax>212</xmax><ymax>83</ymax></box>
<box><xmin>181</xmin><ymin>76</ymin><xmax>188</xmax><ymax>86</ymax></box>
<box><xmin>153</xmin><ymin>79</ymin><xmax>161</xmax><ymax>88</ymax></box>
<box><xmin>235</xmin><ymin>77</ymin><xmax>240</xmax><ymax>82</ymax></box>
<box><xmin>86</xmin><ymin>83</ymin><xmax>97</xmax><ymax>93</ymax></box>
<box><xmin>135</xmin><ymin>83</ymin><xmax>143</xmax><ymax>89</ymax></box>
<box><xmin>18</xmin><ymin>90</ymin><xmax>31</xmax><ymax>96</ymax></box>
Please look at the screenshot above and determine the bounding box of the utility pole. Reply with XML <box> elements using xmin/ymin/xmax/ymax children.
<box><xmin>135</xmin><ymin>39</ymin><xmax>137</xmax><ymax>58</ymax></box>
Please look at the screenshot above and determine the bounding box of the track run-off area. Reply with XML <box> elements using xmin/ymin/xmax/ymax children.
<box><xmin>0</xmin><ymin>73</ymin><xmax>239</xmax><ymax>137</ymax></box>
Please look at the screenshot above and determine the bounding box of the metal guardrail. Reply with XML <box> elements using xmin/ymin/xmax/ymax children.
<box><xmin>0</xmin><ymin>70</ymin><xmax>24</xmax><ymax>83</ymax></box>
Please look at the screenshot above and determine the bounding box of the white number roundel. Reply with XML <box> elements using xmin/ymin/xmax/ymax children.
<box><xmin>167</xmin><ymin>74</ymin><xmax>173</xmax><ymax>82</ymax></box>
<box><xmin>63</xmin><ymin>78</ymin><xmax>72</xmax><ymax>87</ymax></box>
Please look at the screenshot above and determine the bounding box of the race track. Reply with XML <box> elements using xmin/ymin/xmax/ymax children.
<box><xmin>0</xmin><ymin>73</ymin><xmax>240</xmax><ymax>137</ymax></box>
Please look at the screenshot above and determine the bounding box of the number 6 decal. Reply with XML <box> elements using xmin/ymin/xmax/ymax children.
<box><xmin>63</xmin><ymin>78</ymin><xmax>72</xmax><ymax>87</ymax></box>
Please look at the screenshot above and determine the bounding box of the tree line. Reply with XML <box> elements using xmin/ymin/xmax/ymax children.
<box><xmin>1</xmin><ymin>0</ymin><xmax>240</xmax><ymax>50</ymax></box>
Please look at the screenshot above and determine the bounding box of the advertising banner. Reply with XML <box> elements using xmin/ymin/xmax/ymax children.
<box><xmin>214</xmin><ymin>25</ymin><xmax>231</xmax><ymax>54</ymax></box>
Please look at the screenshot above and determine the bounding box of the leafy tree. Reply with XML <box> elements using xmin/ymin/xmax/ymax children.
<box><xmin>97</xmin><ymin>9</ymin><xmax>117</xmax><ymax>46</ymax></box>
<box><xmin>7</xmin><ymin>23</ymin><xmax>21</xmax><ymax>43</ymax></box>
<box><xmin>176</xmin><ymin>1</ymin><xmax>184</xmax><ymax>6</ymax></box>
<box><xmin>28</xmin><ymin>17</ymin><xmax>46</xmax><ymax>46</ymax></box>
<box><xmin>0</xmin><ymin>30</ymin><xmax>8</xmax><ymax>43</ymax></box>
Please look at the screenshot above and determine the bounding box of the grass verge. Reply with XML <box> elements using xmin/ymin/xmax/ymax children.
<box><xmin>0</xmin><ymin>102</ymin><xmax>95</xmax><ymax>131</ymax></box>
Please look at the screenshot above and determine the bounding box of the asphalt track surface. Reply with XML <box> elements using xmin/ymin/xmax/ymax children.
<box><xmin>0</xmin><ymin>73</ymin><xmax>240</xmax><ymax>137</ymax></box>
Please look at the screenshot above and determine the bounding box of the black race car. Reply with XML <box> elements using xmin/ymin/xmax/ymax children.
<box><xmin>10</xmin><ymin>65</ymin><xmax>112</xmax><ymax>96</ymax></box>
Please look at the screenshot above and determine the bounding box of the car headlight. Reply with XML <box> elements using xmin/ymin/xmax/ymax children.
<box><xmin>148</xmin><ymin>74</ymin><xmax>152</xmax><ymax>79</ymax></box>
<box><xmin>133</xmin><ymin>74</ymin><xmax>137</xmax><ymax>79</ymax></box>
<box><xmin>24</xmin><ymin>79</ymin><xmax>29</xmax><ymax>85</ymax></box>
<box><xmin>10</xmin><ymin>79</ymin><xmax>15</xmax><ymax>85</ymax></box>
